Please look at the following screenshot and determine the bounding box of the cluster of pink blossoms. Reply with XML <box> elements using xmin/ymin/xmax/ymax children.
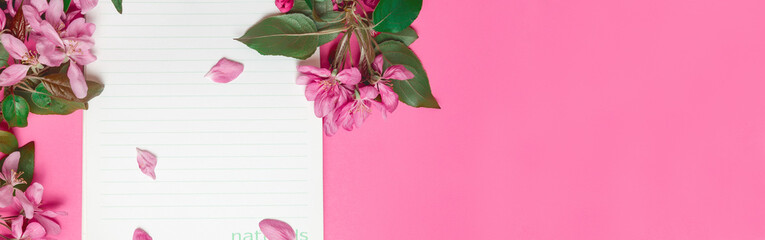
<box><xmin>297</xmin><ymin>55</ymin><xmax>414</xmax><ymax>136</ymax></box>
<box><xmin>0</xmin><ymin>152</ymin><xmax>66</xmax><ymax>240</ymax></box>
<box><xmin>0</xmin><ymin>0</ymin><xmax>97</xmax><ymax>99</ymax></box>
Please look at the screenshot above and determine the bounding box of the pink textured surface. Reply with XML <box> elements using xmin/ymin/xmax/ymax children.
<box><xmin>17</xmin><ymin>0</ymin><xmax>765</xmax><ymax>239</ymax></box>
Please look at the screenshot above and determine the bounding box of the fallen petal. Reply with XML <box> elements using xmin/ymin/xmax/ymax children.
<box><xmin>136</xmin><ymin>148</ymin><xmax>157</xmax><ymax>180</ymax></box>
<box><xmin>259</xmin><ymin>219</ymin><xmax>296</xmax><ymax>240</ymax></box>
<box><xmin>133</xmin><ymin>228</ymin><xmax>153</xmax><ymax>240</ymax></box>
<box><xmin>205</xmin><ymin>58</ymin><xmax>244</xmax><ymax>83</ymax></box>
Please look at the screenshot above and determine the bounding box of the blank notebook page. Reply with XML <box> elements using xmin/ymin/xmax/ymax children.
<box><xmin>82</xmin><ymin>0</ymin><xmax>323</xmax><ymax>239</ymax></box>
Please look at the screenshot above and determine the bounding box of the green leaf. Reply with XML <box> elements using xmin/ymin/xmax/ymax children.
<box><xmin>0</xmin><ymin>131</ymin><xmax>18</xmax><ymax>154</ymax></box>
<box><xmin>317</xmin><ymin>32</ymin><xmax>339</xmax><ymax>46</ymax></box>
<box><xmin>373</xmin><ymin>0</ymin><xmax>422</xmax><ymax>33</ymax></box>
<box><xmin>111</xmin><ymin>0</ymin><xmax>123</xmax><ymax>14</ymax></box>
<box><xmin>2</xmin><ymin>95</ymin><xmax>29</xmax><ymax>128</ymax></box>
<box><xmin>31</xmin><ymin>83</ymin><xmax>52</xmax><ymax>108</ymax></box>
<box><xmin>305</xmin><ymin>0</ymin><xmax>313</xmax><ymax>10</ymax></box>
<box><xmin>16</xmin><ymin>142</ymin><xmax>34</xmax><ymax>191</ymax></box>
<box><xmin>290</xmin><ymin>0</ymin><xmax>313</xmax><ymax>15</ymax></box>
<box><xmin>63</xmin><ymin>0</ymin><xmax>71</xmax><ymax>12</ymax></box>
<box><xmin>14</xmin><ymin>76</ymin><xmax>104</xmax><ymax>115</ymax></box>
<box><xmin>377</xmin><ymin>41</ymin><xmax>440</xmax><ymax>108</ymax></box>
<box><xmin>375</xmin><ymin>27</ymin><xmax>418</xmax><ymax>45</ymax></box>
<box><xmin>0</xmin><ymin>43</ymin><xmax>9</xmax><ymax>68</ymax></box>
<box><xmin>313</xmin><ymin>0</ymin><xmax>342</xmax><ymax>22</ymax></box>
<box><xmin>236</xmin><ymin>14</ymin><xmax>320</xmax><ymax>60</ymax></box>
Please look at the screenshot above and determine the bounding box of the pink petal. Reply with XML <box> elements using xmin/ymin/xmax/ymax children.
<box><xmin>73</xmin><ymin>0</ymin><xmax>97</xmax><ymax>13</ymax></box>
<box><xmin>314</xmin><ymin>95</ymin><xmax>333</xmax><ymax>118</ymax></box>
<box><xmin>28</xmin><ymin>0</ymin><xmax>49</xmax><ymax>13</ymax></box>
<box><xmin>67</xmin><ymin>64</ymin><xmax>88</xmax><ymax>99</ymax></box>
<box><xmin>0</xmin><ymin>34</ymin><xmax>29</xmax><ymax>60</ymax></box>
<box><xmin>0</xmin><ymin>185</ymin><xmax>15</xmax><ymax>208</ymax></box>
<box><xmin>136</xmin><ymin>148</ymin><xmax>157</xmax><ymax>180</ymax></box>
<box><xmin>25</xmin><ymin>182</ymin><xmax>44</xmax><ymax>206</ymax></box>
<box><xmin>11</xmin><ymin>216</ymin><xmax>23</xmax><ymax>238</ymax></box>
<box><xmin>297</xmin><ymin>65</ymin><xmax>331</xmax><ymax>78</ymax></box>
<box><xmin>37</xmin><ymin>22</ymin><xmax>65</xmax><ymax>48</ymax></box>
<box><xmin>275</xmin><ymin>0</ymin><xmax>294</xmax><ymax>13</ymax></box>
<box><xmin>370</xmin><ymin>100</ymin><xmax>387</xmax><ymax>119</ymax></box>
<box><xmin>304</xmin><ymin>82</ymin><xmax>321</xmax><ymax>101</ymax></box>
<box><xmin>335</xmin><ymin>103</ymin><xmax>354</xmax><ymax>131</ymax></box>
<box><xmin>373</xmin><ymin>55</ymin><xmax>384</xmax><ymax>73</ymax></box>
<box><xmin>323</xmin><ymin>114</ymin><xmax>338</xmax><ymax>136</ymax></box>
<box><xmin>14</xmin><ymin>191</ymin><xmax>35</xmax><ymax>219</ymax></box>
<box><xmin>353</xmin><ymin>105</ymin><xmax>368</xmax><ymax>128</ymax></box>
<box><xmin>69</xmin><ymin>47</ymin><xmax>97</xmax><ymax>65</ymax></box>
<box><xmin>0</xmin><ymin>64</ymin><xmax>31</xmax><ymax>86</ymax></box>
<box><xmin>335</xmin><ymin>68</ymin><xmax>361</xmax><ymax>85</ymax></box>
<box><xmin>36</xmin><ymin>40</ymin><xmax>66</xmax><ymax>66</ymax></box>
<box><xmin>358</xmin><ymin>86</ymin><xmax>379</xmax><ymax>100</ymax></box>
<box><xmin>382</xmin><ymin>65</ymin><xmax>415</xmax><ymax>80</ymax></box>
<box><xmin>2</xmin><ymin>151</ymin><xmax>20</xmax><ymax>175</ymax></box>
<box><xmin>205</xmin><ymin>58</ymin><xmax>244</xmax><ymax>83</ymax></box>
<box><xmin>39</xmin><ymin>210</ymin><xmax>66</xmax><ymax>218</ymax></box>
<box><xmin>133</xmin><ymin>228</ymin><xmax>153</xmax><ymax>240</ymax></box>
<box><xmin>259</xmin><ymin>219</ymin><xmax>296</xmax><ymax>240</ymax></box>
<box><xmin>377</xmin><ymin>83</ymin><xmax>399</xmax><ymax>112</ymax></box>
<box><xmin>62</xmin><ymin>18</ymin><xmax>95</xmax><ymax>39</ymax></box>
<box><xmin>46</xmin><ymin>0</ymin><xmax>64</xmax><ymax>27</ymax></box>
<box><xmin>33</xmin><ymin>213</ymin><xmax>60</xmax><ymax>236</ymax></box>
<box><xmin>23</xmin><ymin>5</ymin><xmax>43</xmax><ymax>29</ymax></box>
<box><xmin>23</xmin><ymin>222</ymin><xmax>46</xmax><ymax>239</ymax></box>
<box><xmin>363</xmin><ymin>0</ymin><xmax>380</xmax><ymax>7</ymax></box>
<box><xmin>0</xmin><ymin>10</ymin><xmax>5</xmax><ymax>29</ymax></box>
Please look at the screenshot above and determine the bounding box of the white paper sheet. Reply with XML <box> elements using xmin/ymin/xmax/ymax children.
<box><xmin>83</xmin><ymin>1</ymin><xmax>323</xmax><ymax>239</ymax></box>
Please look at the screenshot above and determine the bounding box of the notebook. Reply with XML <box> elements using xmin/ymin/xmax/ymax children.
<box><xmin>82</xmin><ymin>0</ymin><xmax>323</xmax><ymax>239</ymax></box>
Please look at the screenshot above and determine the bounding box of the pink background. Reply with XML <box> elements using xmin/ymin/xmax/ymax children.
<box><xmin>15</xmin><ymin>0</ymin><xmax>765</xmax><ymax>239</ymax></box>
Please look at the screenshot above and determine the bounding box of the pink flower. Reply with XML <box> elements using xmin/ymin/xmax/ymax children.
<box><xmin>205</xmin><ymin>58</ymin><xmax>244</xmax><ymax>83</ymax></box>
<box><xmin>35</xmin><ymin>17</ymin><xmax>96</xmax><ymax>98</ymax></box>
<box><xmin>296</xmin><ymin>66</ymin><xmax>358</xmax><ymax>118</ymax></box>
<box><xmin>11</xmin><ymin>216</ymin><xmax>46</xmax><ymax>240</ymax></box>
<box><xmin>334</xmin><ymin>86</ymin><xmax>385</xmax><ymax>132</ymax></box>
<box><xmin>14</xmin><ymin>183</ymin><xmax>67</xmax><ymax>236</ymax></box>
<box><xmin>0</xmin><ymin>34</ymin><xmax>38</xmax><ymax>86</ymax></box>
<box><xmin>136</xmin><ymin>148</ymin><xmax>157</xmax><ymax>180</ymax></box>
<box><xmin>0</xmin><ymin>151</ymin><xmax>26</xmax><ymax>208</ymax></box>
<box><xmin>372</xmin><ymin>55</ymin><xmax>414</xmax><ymax>113</ymax></box>
<box><xmin>6</xmin><ymin>0</ymin><xmax>48</xmax><ymax>16</ymax></box>
<box><xmin>275</xmin><ymin>0</ymin><xmax>294</xmax><ymax>13</ymax></box>
<box><xmin>23</xmin><ymin>0</ymin><xmax>65</xmax><ymax>31</ymax></box>
<box><xmin>259</xmin><ymin>219</ymin><xmax>296</xmax><ymax>240</ymax></box>
<box><xmin>133</xmin><ymin>228</ymin><xmax>153</xmax><ymax>240</ymax></box>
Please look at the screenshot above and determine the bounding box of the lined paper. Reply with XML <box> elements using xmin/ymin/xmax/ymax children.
<box><xmin>83</xmin><ymin>1</ymin><xmax>323</xmax><ymax>239</ymax></box>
